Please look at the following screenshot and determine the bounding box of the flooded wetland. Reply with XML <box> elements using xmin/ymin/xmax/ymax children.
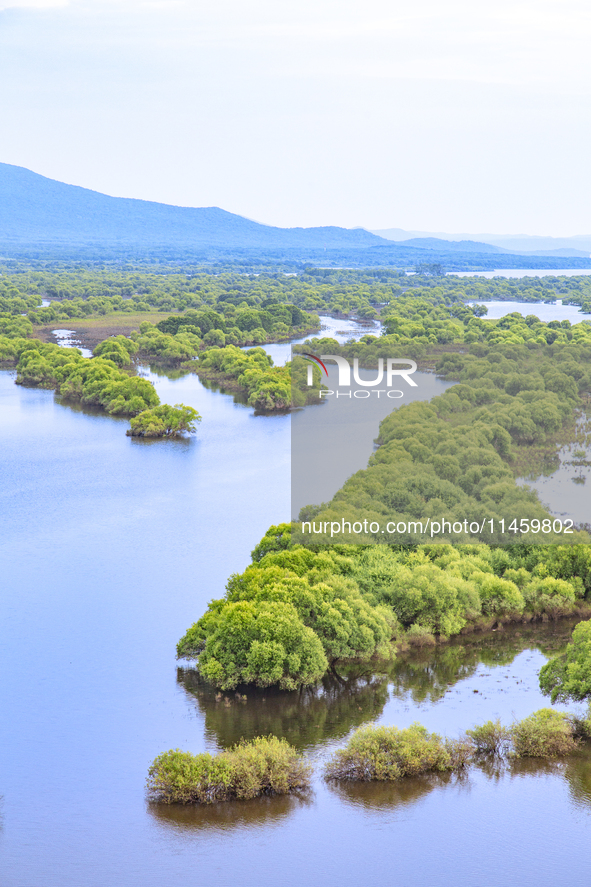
<box><xmin>1</xmin><ymin>311</ymin><xmax>591</xmax><ymax>886</ymax></box>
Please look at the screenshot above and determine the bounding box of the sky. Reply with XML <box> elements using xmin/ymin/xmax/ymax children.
<box><xmin>0</xmin><ymin>0</ymin><xmax>590</xmax><ymax>234</ymax></box>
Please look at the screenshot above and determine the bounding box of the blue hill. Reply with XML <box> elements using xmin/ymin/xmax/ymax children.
<box><xmin>0</xmin><ymin>163</ymin><xmax>388</xmax><ymax>249</ymax></box>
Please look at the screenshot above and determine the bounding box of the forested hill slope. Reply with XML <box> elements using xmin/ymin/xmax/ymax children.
<box><xmin>0</xmin><ymin>163</ymin><xmax>388</xmax><ymax>249</ymax></box>
<box><xmin>2</xmin><ymin>163</ymin><xmax>591</xmax><ymax>270</ymax></box>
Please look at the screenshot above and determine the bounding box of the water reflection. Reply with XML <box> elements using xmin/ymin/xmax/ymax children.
<box><xmin>387</xmin><ymin>619</ymin><xmax>579</xmax><ymax>706</ymax></box>
<box><xmin>566</xmin><ymin>752</ymin><xmax>591</xmax><ymax>810</ymax></box>
<box><xmin>145</xmin><ymin>362</ymin><xmax>194</xmax><ymax>380</ymax></box>
<box><xmin>177</xmin><ymin>667</ymin><xmax>389</xmax><ymax>751</ymax></box>
<box><xmin>148</xmin><ymin>793</ymin><xmax>311</xmax><ymax>834</ymax></box>
<box><xmin>328</xmin><ymin>772</ymin><xmax>460</xmax><ymax>812</ymax></box>
<box><xmin>178</xmin><ymin>620</ymin><xmax>582</xmax><ymax>758</ymax></box>
<box><xmin>328</xmin><ymin>749</ymin><xmax>591</xmax><ymax>817</ymax></box>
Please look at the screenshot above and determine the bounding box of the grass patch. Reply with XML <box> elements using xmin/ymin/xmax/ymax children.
<box><xmin>34</xmin><ymin>313</ymin><xmax>173</xmax><ymax>349</ymax></box>
<box><xmin>147</xmin><ymin>736</ymin><xmax>311</xmax><ymax>804</ymax></box>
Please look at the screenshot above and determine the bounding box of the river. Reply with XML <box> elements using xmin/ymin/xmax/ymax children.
<box><xmin>1</xmin><ymin>315</ymin><xmax>591</xmax><ymax>886</ymax></box>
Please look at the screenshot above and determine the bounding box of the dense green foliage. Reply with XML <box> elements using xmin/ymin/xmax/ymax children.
<box><xmin>466</xmin><ymin>719</ymin><xmax>511</xmax><ymax>756</ymax></box>
<box><xmin>14</xmin><ymin>338</ymin><xmax>159</xmax><ymax>415</ymax></box>
<box><xmin>195</xmin><ymin>345</ymin><xmax>289</xmax><ymax>410</ymax></box>
<box><xmin>539</xmin><ymin>620</ymin><xmax>591</xmax><ymax>702</ymax></box>
<box><xmin>510</xmin><ymin>708</ymin><xmax>579</xmax><ymax>757</ymax></box>
<box><xmin>127</xmin><ymin>404</ymin><xmax>200</xmax><ymax>438</ymax></box>
<box><xmin>1</xmin><ymin>261</ymin><xmax>591</xmax><ymax>320</ymax></box>
<box><xmin>178</xmin><ymin>526</ymin><xmax>591</xmax><ymax>688</ymax></box>
<box><xmin>129</xmin><ymin>322</ymin><xmax>202</xmax><ymax>363</ymax></box>
<box><xmin>93</xmin><ymin>334</ymin><xmax>138</xmax><ymax>366</ymax></box>
<box><xmin>295</xmin><ymin>333</ymin><xmax>591</xmax><ymax>546</ymax></box>
<box><xmin>147</xmin><ymin>736</ymin><xmax>311</xmax><ymax>804</ymax></box>
<box><xmin>195</xmin><ymin>345</ymin><xmax>325</xmax><ymax>411</ymax></box>
<box><xmin>324</xmin><ymin>723</ymin><xmax>472</xmax><ymax>781</ymax></box>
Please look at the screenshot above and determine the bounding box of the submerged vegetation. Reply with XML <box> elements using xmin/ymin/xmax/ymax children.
<box><xmin>510</xmin><ymin>709</ymin><xmax>581</xmax><ymax>758</ymax></box>
<box><xmin>147</xmin><ymin>705</ymin><xmax>591</xmax><ymax>806</ymax></box>
<box><xmin>127</xmin><ymin>404</ymin><xmax>201</xmax><ymax>438</ymax></box>
<box><xmin>177</xmin><ymin>532</ymin><xmax>591</xmax><ymax>689</ymax></box>
<box><xmin>466</xmin><ymin>719</ymin><xmax>511</xmax><ymax>756</ymax></box>
<box><xmin>147</xmin><ymin>736</ymin><xmax>311</xmax><ymax>804</ymax></box>
<box><xmin>323</xmin><ymin>708</ymin><xmax>589</xmax><ymax>785</ymax></box>
<box><xmin>323</xmin><ymin>723</ymin><xmax>472</xmax><ymax>781</ymax></box>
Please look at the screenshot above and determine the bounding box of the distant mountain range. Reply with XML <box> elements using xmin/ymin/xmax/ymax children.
<box><xmin>372</xmin><ymin>228</ymin><xmax>591</xmax><ymax>258</ymax></box>
<box><xmin>0</xmin><ymin>163</ymin><xmax>389</xmax><ymax>250</ymax></box>
<box><xmin>1</xmin><ymin>162</ymin><xmax>590</xmax><ymax>269</ymax></box>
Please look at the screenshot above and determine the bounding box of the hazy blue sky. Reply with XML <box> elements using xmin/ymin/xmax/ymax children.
<box><xmin>0</xmin><ymin>0</ymin><xmax>589</xmax><ymax>234</ymax></box>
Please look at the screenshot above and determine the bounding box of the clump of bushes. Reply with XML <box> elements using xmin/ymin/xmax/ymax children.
<box><xmin>195</xmin><ymin>344</ymin><xmax>292</xmax><ymax>411</ymax></box>
<box><xmin>540</xmin><ymin>619</ymin><xmax>591</xmax><ymax>702</ymax></box>
<box><xmin>147</xmin><ymin>736</ymin><xmax>311</xmax><ymax>804</ymax></box>
<box><xmin>323</xmin><ymin>723</ymin><xmax>472</xmax><ymax>781</ymax></box>
<box><xmin>126</xmin><ymin>403</ymin><xmax>200</xmax><ymax>438</ymax></box>
<box><xmin>182</xmin><ymin>531</ymin><xmax>591</xmax><ymax>691</ymax></box>
<box><xmin>466</xmin><ymin>710</ymin><xmax>580</xmax><ymax>759</ymax></box>
<box><xmin>15</xmin><ymin>339</ymin><xmax>160</xmax><ymax>415</ymax></box>
<box><xmin>324</xmin><ymin>709</ymin><xmax>586</xmax><ymax>785</ymax></box>
<box><xmin>93</xmin><ymin>335</ymin><xmax>138</xmax><ymax>366</ymax></box>
<box><xmin>179</xmin><ymin>600</ymin><xmax>329</xmax><ymax>691</ymax></box>
<box><xmin>466</xmin><ymin>719</ymin><xmax>511</xmax><ymax>756</ymax></box>
<box><xmin>130</xmin><ymin>322</ymin><xmax>202</xmax><ymax>363</ymax></box>
<box><xmin>510</xmin><ymin>709</ymin><xmax>578</xmax><ymax>758</ymax></box>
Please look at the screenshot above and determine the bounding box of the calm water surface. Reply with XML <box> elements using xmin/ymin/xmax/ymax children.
<box><xmin>1</xmin><ymin>318</ymin><xmax>591</xmax><ymax>886</ymax></box>
<box><xmin>473</xmin><ymin>300</ymin><xmax>591</xmax><ymax>324</ymax></box>
<box><xmin>450</xmin><ymin>269</ymin><xmax>591</xmax><ymax>278</ymax></box>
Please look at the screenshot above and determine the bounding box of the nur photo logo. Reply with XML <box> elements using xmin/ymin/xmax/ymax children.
<box><xmin>302</xmin><ymin>353</ymin><xmax>418</xmax><ymax>398</ymax></box>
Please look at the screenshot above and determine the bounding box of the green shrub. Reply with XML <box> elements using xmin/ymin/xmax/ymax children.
<box><xmin>324</xmin><ymin>723</ymin><xmax>472</xmax><ymax>781</ymax></box>
<box><xmin>540</xmin><ymin>620</ymin><xmax>591</xmax><ymax>702</ymax></box>
<box><xmin>147</xmin><ymin>736</ymin><xmax>311</xmax><ymax>804</ymax></box>
<box><xmin>93</xmin><ymin>335</ymin><xmax>138</xmax><ymax>366</ymax></box>
<box><xmin>511</xmin><ymin>708</ymin><xmax>578</xmax><ymax>758</ymax></box>
<box><xmin>466</xmin><ymin>719</ymin><xmax>511</xmax><ymax>755</ymax></box>
<box><xmin>15</xmin><ymin>341</ymin><xmax>160</xmax><ymax>416</ymax></box>
<box><xmin>405</xmin><ymin>624</ymin><xmax>436</xmax><ymax>647</ymax></box>
<box><xmin>194</xmin><ymin>600</ymin><xmax>328</xmax><ymax>690</ymax></box>
<box><xmin>126</xmin><ymin>403</ymin><xmax>200</xmax><ymax>438</ymax></box>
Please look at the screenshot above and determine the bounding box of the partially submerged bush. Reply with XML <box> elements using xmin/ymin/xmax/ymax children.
<box><xmin>540</xmin><ymin>619</ymin><xmax>591</xmax><ymax>702</ymax></box>
<box><xmin>126</xmin><ymin>403</ymin><xmax>200</xmax><ymax>438</ymax></box>
<box><xmin>511</xmin><ymin>708</ymin><xmax>578</xmax><ymax>758</ymax></box>
<box><xmin>324</xmin><ymin>723</ymin><xmax>472</xmax><ymax>781</ymax></box>
<box><xmin>147</xmin><ymin>736</ymin><xmax>311</xmax><ymax>804</ymax></box>
<box><xmin>466</xmin><ymin>719</ymin><xmax>511</xmax><ymax>755</ymax></box>
<box><xmin>189</xmin><ymin>600</ymin><xmax>329</xmax><ymax>690</ymax></box>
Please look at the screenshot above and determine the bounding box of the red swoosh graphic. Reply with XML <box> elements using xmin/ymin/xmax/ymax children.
<box><xmin>301</xmin><ymin>353</ymin><xmax>329</xmax><ymax>376</ymax></box>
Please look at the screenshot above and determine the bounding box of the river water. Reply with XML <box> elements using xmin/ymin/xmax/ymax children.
<box><xmin>2</xmin><ymin>316</ymin><xmax>591</xmax><ymax>886</ymax></box>
<box><xmin>472</xmin><ymin>299</ymin><xmax>591</xmax><ymax>324</ymax></box>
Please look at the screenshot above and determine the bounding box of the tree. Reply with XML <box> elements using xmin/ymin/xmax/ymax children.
<box><xmin>539</xmin><ymin>620</ymin><xmax>591</xmax><ymax>702</ymax></box>
<box><xmin>195</xmin><ymin>600</ymin><xmax>328</xmax><ymax>690</ymax></box>
<box><xmin>126</xmin><ymin>403</ymin><xmax>201</xmax><ymax>438</ymax></box>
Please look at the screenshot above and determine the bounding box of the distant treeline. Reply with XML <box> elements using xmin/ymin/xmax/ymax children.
<box><xmin>1</xmin><ymin>263</ymin><xmax>591</xmax><ymax>322</ymax></box>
